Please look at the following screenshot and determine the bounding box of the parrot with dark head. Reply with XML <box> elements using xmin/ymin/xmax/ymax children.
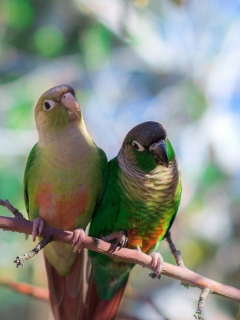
<box><xmin>85</xmin><ymin>121</ymin><xmax>182</xmax><ymax>320</ymax></box>
<box><xmin>23</xmin><ymin>84</ymin><xmax>108</xmax><ymax>320</ymax></box>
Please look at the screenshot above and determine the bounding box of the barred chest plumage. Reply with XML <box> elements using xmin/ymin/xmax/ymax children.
<box><xmin>116</xmin><ymin>153</ymin><xmax>181</xmax><ymax>252</ymax></box>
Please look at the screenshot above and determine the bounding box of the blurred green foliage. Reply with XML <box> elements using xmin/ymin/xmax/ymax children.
<box><xmin>0</xmin><ymin>0</ymin><xmax>240</xmax><ymax>319</ymax></box>
<box><xmin>2</xmin><ymin>0</ymin><xmax>35</xmax><ymax>30</ymax></box>
<box><xmin>34</xmin><ymin>25</ymin><xmax>66</xmax><ymax>57</ymax></box>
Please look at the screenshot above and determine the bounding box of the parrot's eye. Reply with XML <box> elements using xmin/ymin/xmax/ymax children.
<box><xmin>43</xmin><ymin>100</ymin><xmax>56</xmax><ymax>111</ymax></box>
<box><xmin>132</xmin><ymin>140</ymin><xmax>145</xmax><ymax>151</ymax></box>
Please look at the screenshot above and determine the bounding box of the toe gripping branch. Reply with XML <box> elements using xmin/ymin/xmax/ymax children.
<box><xmin>148</xmin><ymin>252</ymin><xmax>164</xmax><ymax>279</ymax></box>
<box><xmin>101</xmin><ymin>230</ymin><xmax>128</xmax><ymax>249</ymax></box>
<box><xmin>14</xmin><ymin>233</ymin><xmax>53</xmax><ymax>268</ymax></box>
<box><xmin>0</xmin><ymin>199</ymin><xmax>53</xmax><ymax>268</ymax></box>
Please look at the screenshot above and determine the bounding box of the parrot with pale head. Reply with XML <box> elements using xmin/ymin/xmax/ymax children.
<box><xmin>24</xmin><ymin>84</ymin><xmax>107</xmax><ymax>320</ymax></box>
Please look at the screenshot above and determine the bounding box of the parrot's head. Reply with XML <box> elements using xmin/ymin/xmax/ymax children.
<box><xmin>119</xmin><ymin>121</ymin><xmax>175</xmax><ymax>173</ymax></box>
<box><xmin>34</xmin><ymin>84</ymin><xmax>83</xmax><ymax>133</ymax></box>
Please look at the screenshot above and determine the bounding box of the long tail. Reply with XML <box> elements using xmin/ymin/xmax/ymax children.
<box><xmin>83</xmin><ymin>269</ymin><xmax>128</xmax><ymax>320</ymax></box>
<box><xmin>44</xmin><ymin>250</ymin><xmax>85</xmax><ymax>320</ymax></box>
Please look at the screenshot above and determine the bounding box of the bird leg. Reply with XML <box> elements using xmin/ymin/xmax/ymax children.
<box><xmin>72</xmin><ymin>228</ymin><xmax>85</xmax><ymax>253</ymax></box>
<box><xmin>148</xmin><ymin>252</ymin><xmax>164</xmax><ymax>279</ymax></box>
<box><xmin>25</xmin><ymin>217</ymin><xmax>45</xmax><ymax>242</ymax></box>
<box><xmin>101</xmin><ymin>230</ymin><xmax>128</xmax><ymax>249</ymax></box>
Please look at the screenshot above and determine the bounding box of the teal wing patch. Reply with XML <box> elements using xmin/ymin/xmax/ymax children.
<box><xmin>23</xmin><ymin>143</ymin><xmax>38</xmax><ymax>217</ymax></box>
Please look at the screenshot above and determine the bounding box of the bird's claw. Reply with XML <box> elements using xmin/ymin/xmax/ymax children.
<box><xmin>148</xmin><ymin>252</ymin><xmax>163</xmax><ymax>279</ymax></box>
<box><xmin>31</xmin><ymin>217</ymin><xmax>45</xmax><ymax>242</ymax></box>
<box><xmin>118</xmin><ymin>232</ymin><xmax>128</xmax><ymax>249</ymax></box>
<box><xmin>72</xmin><ymin>228</ymin><xmax>85</xmax><ymax>253</ymax></box>
<box><xmin>101</xmin><ymin>230</ymin><xmax>128</xmax><ymax>249</ymax></box>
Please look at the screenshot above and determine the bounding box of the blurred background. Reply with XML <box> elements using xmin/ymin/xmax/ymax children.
<box><xmin>0</xmin><ymin>0</ymin><xmax>240</xmax><ymax>319</ymax></box>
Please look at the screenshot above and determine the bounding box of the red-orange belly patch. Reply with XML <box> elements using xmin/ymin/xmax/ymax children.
<box><xmin>35</xmin><ymin>183</ymin><xmax>90</xmax><ymax>230</ymax></box>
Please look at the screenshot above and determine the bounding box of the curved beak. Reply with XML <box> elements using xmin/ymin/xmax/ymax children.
<box><xmin>149</xmin><ymin>140</ymin><xmax>169</xmax><ymax>167</ymax></box>
<box><xmin>61</xmin><ymin>92</ymin><xmax>81</xmax><ymax>119</ymax></box>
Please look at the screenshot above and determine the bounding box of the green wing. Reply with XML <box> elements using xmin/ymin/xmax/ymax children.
<box><xmin>88</xmin><ymin>157</ymin><xmax>133</xmax><ymax>300</ymax></box>
<box><xmin>23</xmin><ymin>143</ymin><xmax>38</xmax><ymax>217</ymax></box>
<box><xmin>164</xmin><ymin>178</ymin><xmax>182</xmax><ymax>239</ymax></box>
<box><xmin>89</xmin><ymin>157</ymin><xmax>120</xmax><ymax>246</ymax></box>
<box><xmin>95</xmin><ymin>147</ymin><xmax>108</xmax><ymax>206</ymax></box>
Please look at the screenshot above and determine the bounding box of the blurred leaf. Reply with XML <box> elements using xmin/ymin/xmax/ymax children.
<box><xmin>185</xmin><ymin>81</ymin><xmax>208</xmax><ymax>121</ymax></box>
<box><xmin>5</xmin><ymin>102</ymin><xmax>32</xmax><ymax>129</ymax></box>
<box><xmin>81</xmin><ymin>23</ymin><xmax>111</xmax><ymax>69</ymax></box>
<box><xmin>2</xmin><ymin>0</ymin><xmax>34</xmax><ymax>30</ymax></box>
<box><xmin>34</xmin><ymin>25</ymin><xmax>66</xmax><ymax>57</ymax></box>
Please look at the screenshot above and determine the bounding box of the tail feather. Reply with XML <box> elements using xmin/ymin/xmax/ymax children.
<box><xmin>83</xmin><ymin>270</ymin><xmax>99</xmax><ymax>320</ymax></box>
<box><xmin>84</xmin><ymin>268</ymin><xmax>128</xmax><ymax>320</ymax></box>
<box><xmin>44</xmin><ymin>250</ymin><xmax>85</xmax><ymax>320</ymax></box>
<box><xmin>93</xmin><ymin>279</ymin><xmax>128</xmax><ymax>320</ymax></box>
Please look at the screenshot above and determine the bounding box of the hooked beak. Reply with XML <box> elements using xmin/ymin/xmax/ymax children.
<box><xmin>61</xmin><ymin>92</ymin><xmax>81</xmax><ymax>119</ymax></box>
<box><xmin>149</xmin><ymin>140</ymin><xmax>169</xmax><ymax>167</ymax></box>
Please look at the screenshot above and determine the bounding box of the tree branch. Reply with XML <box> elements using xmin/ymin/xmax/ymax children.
<box><xmin>165</xmin><ymin>231</ymin><xmax>184</xmax><ymax>267</ymax></box>
<box><xmin>0</xmin><ymin>277</ymin><xmax>49</xmax><ymax>301</ymax></box>
<box><xmin>0</xmin><ymin>199</ymin><xmax>240</xmax><ymax>306</ymax></box>
<box><xmin>194</xmin><ymin>287</ymin><xmax>212</xmax><ymax>320</ymax></box>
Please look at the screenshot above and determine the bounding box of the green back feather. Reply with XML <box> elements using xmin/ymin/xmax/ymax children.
<box><xmin>89</xmin><ymin>134</ymin><xmax>181</xmax><ymax>300</ymax></box>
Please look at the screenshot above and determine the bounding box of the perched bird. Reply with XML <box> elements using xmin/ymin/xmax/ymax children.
<box><xmin>85</xmin><ymin>121</ymin><xmax>182</xmax><ymax>320</ymax></box>
<box><xmin>23</xmin><ymin>84</ymin><xmax>107</xmax><ymax>320</ymax></box>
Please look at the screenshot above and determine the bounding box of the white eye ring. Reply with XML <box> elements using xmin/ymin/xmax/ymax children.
<box><xmin>132</xmin><ymin>140</ymin><xmax>145</xmax><ymax>151</ymax></box>
<box><xmin>43</xmin><ymin>100</ymin><xmax>57</xmax><ymax>111</ymax></box>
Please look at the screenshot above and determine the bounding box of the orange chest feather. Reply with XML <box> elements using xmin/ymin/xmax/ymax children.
<box><xmin>127</xmin><ymin>223</ymin><xmax>168</xmax><ymax>253</ymax></box>
<box><xmin>35</xmin><ymin>183</ymin><xmax>90</xmax><ymax>230</ymax></box>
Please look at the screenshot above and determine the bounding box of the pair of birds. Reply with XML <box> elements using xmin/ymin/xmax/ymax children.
<box><xmin>23</xmin><ymin>84</ymin><xmax>182</xmax><ymax>320</ymax></box>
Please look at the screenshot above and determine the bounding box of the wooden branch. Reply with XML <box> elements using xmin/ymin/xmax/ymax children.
<box><xmin>0</xmin><ymin>199</ymin><xmax>240</xmax><ymax>306</ymax></box>
<box><xmin>165</xmin><ymin>231</ymin><xmax>184</xmax><ymax>267</ymax></box>
<box><xmin>14</xmin><ymin>233</ymin><xmax>53</xmax><ymax>268</ymax></box>
<box><xmin>194</xmin><ymin>287</ymin><xmax>212</xmax><ymax>320</ymax></box>
<box><xmin>0</xmin><ymin>277</ymin><xmax>49</xmax><ymax>301</ymax></box>
<box><xmin>0</xmin><ymin>277</ymin><xmax>167</xmax><ymax>320</ymax></box>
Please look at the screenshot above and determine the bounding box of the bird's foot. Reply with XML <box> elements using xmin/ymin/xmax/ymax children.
<box><xmin>148</xmin><ymin>252</ymin><xmax>163</xmax><ymax>279</ymax></box>
<box><xmin>25</xmin><ymin>217</ymin><xmax>45</xmax><ymax>242</ymax></box>
<box><xmin>72</xmin><ymin>228</ymin><xmax>85</xmax><ymax>253</ymax></box>
<box><xmin>101</xmin><ymin>230</ymin><xmax>128</xmax><ymax>249</ymax></box>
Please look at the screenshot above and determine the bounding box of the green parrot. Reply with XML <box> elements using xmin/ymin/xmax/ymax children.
<box><xmin>85</xmin><ymin>121</ymin><xmax>182</xmax><ymax>320</ymax></box>
<box><xmin>23</xmin><ymin>84</ymin><xmax>107</xmax><ymax>320</ymax></box>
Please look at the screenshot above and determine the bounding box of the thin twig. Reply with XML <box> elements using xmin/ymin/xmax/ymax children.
<box><xmin>165</xmin><ymin>231</ymin><xmax>184</xmax><ymax>267</ymax></box>
<box><xmin>0</xmin><ymin>199</ymin><xmax>23</xmax><ymax>218</ymax></box>
<box><xmin>14</xmin><ymin>233</ymin><xmax>52</xmax><ymax>268</ymax></box>
<box><xmin>0</xmin><ymin>199</ymin><xmax>240</xmax><ymax>304</ymax></box>
<box><xmin>193</xmin><ymin>287</ymin><xmax>212</xmax><ymax>320</ymax></box>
